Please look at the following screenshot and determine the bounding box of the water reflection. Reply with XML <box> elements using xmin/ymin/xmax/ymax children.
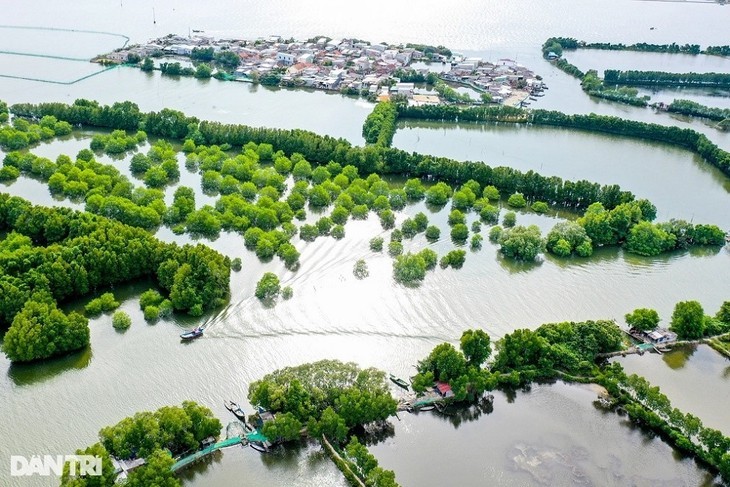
<box><xmin>7</xmin><ymin>347</ymin><xmax>92</xmax><ymax>387</ymax></box>
<box><xmin>662</xmin><ymin>344</ymin><xmax>698</xmax><ymax>370</ymax></box>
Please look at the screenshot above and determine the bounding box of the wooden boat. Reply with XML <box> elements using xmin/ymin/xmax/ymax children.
<box><xmin>418</xmin><ymin>405</ymin><xmax>435</xmax><ymax>411</ymax></box>
<box><xmin>224</xmin><ymin>400</ymin><xmax>235</xmax><ymax>412</ymax></box>
<box><xmin>180</xmin><ymin>327</ymin><xmax>203</xmax><ymax>340</ymax></box>
<box><xmin>231</xmin><ymin>404</ymin><xmax>247</xmax><ymax>422</ymax></box>
<box><xmin>249</xmin><ymin>442</ymin><xmax>269</xmax><ymax>453</ymax></box>
<box><xmin>389</xmin><ymin>374</ymin><xmax>409</xmax><ymax>389</ymax></box>
<box><xmin>529</xmin><ymin>97</ymin><xmax>538</xmax><ymax>101</ymax></box>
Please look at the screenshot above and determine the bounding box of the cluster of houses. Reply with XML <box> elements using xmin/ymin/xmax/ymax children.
<box><xmin>101</xmin><ymin>33</ymin><xmax>543</xmax><ymax>106</ymax></box>
<box><xmin>441</xmin><ymin>57</ymin><xmax>544</xmax><ymax>104</ymax></box>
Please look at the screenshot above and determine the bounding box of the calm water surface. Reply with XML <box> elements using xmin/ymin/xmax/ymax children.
<box><xmin>2</xmin><ymin>1</ymin><xmax>730</xmax><ymax>485</ymax></box>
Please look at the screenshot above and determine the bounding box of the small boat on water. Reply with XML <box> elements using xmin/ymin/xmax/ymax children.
<box><xmin>529</xmin><ymin>96</ymin><xmax>538</xmax><ymax>101</ymax></box>
<box><xmin>389</xmin><ymin>374</ymin><xmax>409</xmax><ymax>390</ymax></box>
<box><xmin>231</xmin><ymin>404</ymin><xmax>247</xmax><ymax>422</ymax></box>
<box><xmin>418</xmin><ymin>405</ymin><xmax>435</xmax><ymax>412</ymax></box>
<box><xmin>180</xmin><ymin>327</ymin><xmax>203</xmax><ymax>340</ymax></box>
<box><xmin>250</xmin><ymin>442</ymin><xmax>269</xmax><ymax>453</ymax></box>
<box><xmin>224</xmin><ymin>400</ymin><xmax>247</xmax><ymax>421</ymax></box>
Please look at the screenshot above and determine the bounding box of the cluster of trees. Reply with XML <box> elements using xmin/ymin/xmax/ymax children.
<box><xmin>575</xmin><ymin>201</ymin><xmax>725</xmax><ymax>256</ymax></box>
<box><xmin>543</xmin><ymin>37</ymin><xmax>704</xmax><ymax>56</ymax></box>
<box><xmin>0</xmin><ymin>195</ymin><xmax>230</xmax><ymax>362</ymax></box>
<box><xmin>581</xmin><ymin>70</ymin><xmax>649</xmax><ymax>106</ymax></box>
<box><xmin>61</xmin><ymin>401</ymin><xmax>221</xmax><ymax>487</ymax></box>
<box><xmin>90</xmin><ymin>129</ymin><xmax>147</xmax><ymax>154</ymax></box>
<box><xmin>582</xmin><ymin>41</ymin><xmax>701</xmax><ymax>55</ymax></box>
<box><xmin>667</xmin><ymin>99</ymin><xmax>730</xmax><ymax>122</ymax></box>
<box><xmin>130</xmin><ymin>140</ymin><xmax>180</xmax><ymax>188</ymax></box>
<box><xmin>392</xmin><ymin>68</ymin><xmax>438</xmax><ymax>84</ymax></box>
<box><xmin>493</xmin><ymin>320</ymin><xmax>624</xmax><ymax>383</ymax></box>
<box><xmin>248</xmin><ymin>360</ymin><xmax>397</xmax><ymax>445</ymax></box>
<box><xmin>705</xmin><ymin>45</ymin><xmax>730</xmax><ymax>57</ymax></box>
<box><xmin>9</xmin><ymin>100</ymin><xmax>648</xmax><ymax>210</ymax></box>
<box><xmin>528</xmin><ymin>109</ymin><xmax>730</xmax><ymax>177</ymax></box>
<box><xmin>412</xmin><ymin>329</ymin><xmax>495</xmax><ymax>402</ymax></box>
<box><xmin>498</xmin><ymin>225</ymin><xmax>544</xmax><ymax>261</ymax></box>
<box><xmin>600</xmin><ymin>364</ymin><xmax>730</xmax><ymax>483</ymax></box>
<box><xmin>545</xmin><ymin>221</ymin><xmax>593</xmax><ymax>257</ymax></box>
<box><xmin>668</xmin><ymin>300</ymin><xmax>730</xmax><ymax>339</ymax></box>
<box><xmin>392</xmin><ymin>249</ymin><xmax>438</xmax><ymax>284</ymax></box>
<box><xmin>405</xmin><ymin>43</ymin><xmax>452</xmax><ymax>59</ymax></box>
<box><xmin>433</xmin><ymin>79</ymin><xmax>472</xmax><ymax>103</ymax></box>
<box><xmin>362</xmin><ymin>101</ymin><xmax>398</xmax><ymax>146</ymax></box>
<box><xmin>0</xmin><ymin>114</ymin><xmax>73</xmax><ymax>151</ymax></box>
<box><xmin>341</xmin><ymin>437</ymin><xmax>399</xmax><ymax>487</ymax></box>
<box><xmin>604</xmin><ymin>69</ymin><xmax>730</xmax><ymax>88</ymax></box>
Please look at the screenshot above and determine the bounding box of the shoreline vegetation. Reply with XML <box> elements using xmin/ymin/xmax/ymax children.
<box><xmin>60</xmin><ymin>307</ymin><xmax>730</xmax><ymax>486</ymax></box>
<box><xmin>1</xmin><ymin>99</ymin><xmax>726</xmax><ymax>363</ymax></box>
<box><xmin>541</xmin><ymin>37</ymin><xmax>730</xmax><ymax>125</ymax></box>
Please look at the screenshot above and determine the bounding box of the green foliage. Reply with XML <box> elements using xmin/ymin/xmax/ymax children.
<box><xmin>439</xmin><ymin>249</ymin><xmax>466</xmax><ymax>269</ymax></box>
<box><xmin>488</xmin><ymin>225</ymin><xmax>503</xmax><ymax>243</ymax></box>
<box><xmin>502</xmin><ymin>211</ymin><xmax>516</xmax><ymax>227</ymax></box>
<box><xmin>262</xmin><ymin>412</ymin><xmax>302</xmax><ymax>442</ymax></box>
<box><xmin>447</xmin><ymin>209</ymin><xmax>466</xmax><ymax>226</ymax></box>
<box><xmin>460</xmin><ymin>329</ymin><xmax>491</xmax><ymax>366</ymax></box>
<box><xmin>248</xmin><ymin>360</ymin><xmax>396</xmax><ymax>430</ymax></box>
<box><xmin>139</xmin><ymin>289</ymin><xmax>164</xmax><ymax>309</ymax></box>
<box><xmin>531</xmin><ymin>201</ymin><xmax>549</xmax><ymax>214</ymax></box>
<box><xmin>353</xmin><ymin>259</ymin><xmax>369</xmax><ymax>279</ymax></box>
<box><xmin>387</xmin><ymin>241</ymin><xmax>403</xmax><ymax>257</ymax></box>
<box><xmin>494</xmin><ymin>320</ymin><xmax>623</xmax><ymax>378</ymax></box>
<box><xmin>99</xmin><ymin>401</ymin><xmax>221</xmax><ymax>459</ymax></box>
<box><xmin>112</xmin><ymin>311</ymin><xmax>132</xmax><ymax>330</ymax></box>
<box><xmin>482</xmin><ymin>185</ymin><xmax>500</xmax><ymax>201</ymax></box>
<box><xmin>85</xmin><ymin>293</ymin><xmax>120</xmax><ymax>315</ymax></box>
<box><xmin>670</xmin><ymin>301</ymin><xmax>705</xmax><ymax>339</ymax></box>
<box><xmin>425</xmin><ymin>182</ymin><xmax>452</xmax><ymax>206</ymax></box>
<box><xmin>507</xmin><ymin>192</ymin><xmax>527</xmax><ymax>208</ymax></box>
<box><xmin>393</xmin><ymin>252</ymin><xmax>427</xmax><ymax>284</ymax></box>
<box><xmin>282</xmin><ymin>286</ymin><xmax>293</xmax><ymax>300</ymax></box>
<box><xmin>60</xmin><ymin>442</ymin><xmax>116</xmax><ymax>487</ymax></box>
<box><xmin>499</xmin><ymin>225</ymin><xmax>544</xmax><ymax>261</ymax></box>
<box><xmin>470</xmin><ymin>233</ymin><xmax>483</xmax><ymax>249</ymax></box>
<box><xmin>369</xmin><ymin>236</ymin><xmax>384</xmax><ymax>252</ymax></box>
<box><xmin>143</xmin><ymin>305</ymin><xmax>160</xmax><ymax>321</ymax></box>
<box><xmin>625</xmin><ymin>308</ymin><xmax>660</xmax><ymax>331</ymax></box>
<box><xmin>125</xmin><ymin>449</ymin><xmax>179</xmax><ymax>487</ymax></box>
<box><xmin>362</xmin><ymin>101</ymin><xmax>398</xmax><ymax>147</ymax></box>
<box><xmin>425</xmin><ymin>225</ymin><xmax>441</xmax><ymax>241</ymax></box>
<box><xmin>546</xmin><ymin>221</ymin><xmax>592</xmax><ymax>257</ymax></box>
<box><xmin>716</xmin><ymin>301</ymin><xmax>730</xmax><ymax>324</ymax></box>
<box><xmin>2</xmin><ymin>300</ymin><xmax>89</xmax><ymax>362</ymax></box>
<box><xmin>625</xmin><ymin>221</ymin><xmax>676</xmax><ymax>256</ymax></box>
<box><xmin>450</xmin><ymin>223</ymin><xmax>469</xmax><ymax>242</ymax></box>
<box><xmin>255</xmin><ymin>272</ymin><xmax>281</xmax><ymax>300</ymax></box>
<box><xmin>231</xmin><ymin>257</ymin><xmax>242</xmax><ymax>271</ymax></box>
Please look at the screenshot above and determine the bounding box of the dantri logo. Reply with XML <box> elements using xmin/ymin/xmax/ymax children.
<box><xmin>10</xmin><ymin>455</ymin><xmax>102</xmax><ymax>477</ymax></box>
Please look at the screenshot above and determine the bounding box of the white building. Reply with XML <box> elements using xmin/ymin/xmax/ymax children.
<box><xmin>276</xmin><ymin>52</ymin><xmax>296</xmax><ymax>65</ymax></box>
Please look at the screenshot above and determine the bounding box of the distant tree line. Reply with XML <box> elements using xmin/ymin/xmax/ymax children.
<box><xmin>604</xmin><ymin>69</ymin><xmax>730</xmax><ymax>88</ymax></box>
<box><xmin>397</xmin><ymin>103</ymin><xmax>730</xmax><ymax>176</ymax></box>
<box><xmin>9</xmin><ymin>99</ymin><xmax>640</xmax><ymax>210</ymax></box>
<box><xmin>667</xmin><ymin>99</ymin><xmax>730</xmax><ymax>122</ymax></box>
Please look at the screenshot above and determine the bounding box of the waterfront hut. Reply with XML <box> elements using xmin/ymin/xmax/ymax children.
<box><xmin>434</xmin><ymin>382</ymin><xmax>454</xmax><ymax>398</ymax></box>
